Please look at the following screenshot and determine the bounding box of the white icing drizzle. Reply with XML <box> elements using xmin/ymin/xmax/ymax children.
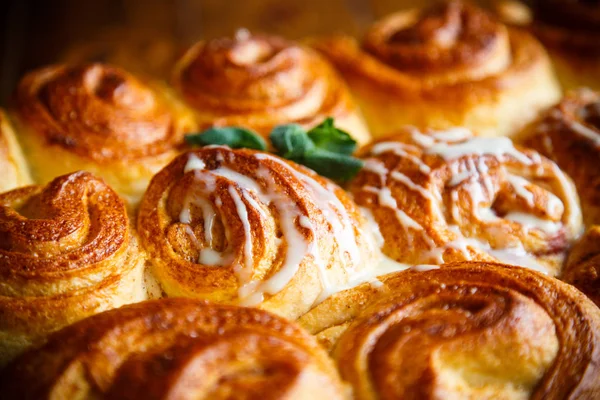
<box><xmin>567</xmin><ymin>119</ymin><xmax>600</xmax><ymax>147</ymax></box>
<box><xmin>370</xmin><ymin>142</ymin><xmax>431</xmax><ymax>173</ymax></box>
<box><xmin>359</xmin><ymin>128</ymin><xmax>580</xmax><ymax>275</ymax></box>
<box><xmin>181</xmin><ymin>152</ymin><xmax>377</xmax><ymax>306</ymax></box>
<box><xmin>425</xmin><ymin>136</ymin><xmax>533</xmax><ymax>165</ymax></box>
<box><xmin>364</xmin><ymin>186</ymin><xmax>423</xmax><ymax>232</ymax></box>
<box><xmin>506</xmin><ymin>174</ymin><xmax>535</xmax><ymax>207</ymax></box>
<box><xmin>504</xmin><ymin>212</ymin><xmax>561</xmax><ymax>234</ymax></box>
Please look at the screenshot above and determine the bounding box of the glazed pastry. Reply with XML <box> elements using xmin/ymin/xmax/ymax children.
<box><xmin>11</xmin><ymin>63</ymin><xmax>196</xmax><ymax>203</ymax></box>
<box><xmin>313</xmin><ymin>0</ymin><xmax>561</xmax><ymax>138</ymax></box>
<box><xmin>563</xmin><ymin>226</ymin><xmax>600</xmax><ymax>308</ymax></box>
<box><xmin>0</xmin><ymin>172</ymin><xmax>147</xmax><ymax>366</ymax></box>
<box><xmin>0</xmin><ymin>110</ymin><xmax>31</xmax><ymax>193</ymax></box>
<box><xmin>348</xmin><ymin>127</ymin><xmax>582</xmax><ymax>276</ymax></box>
<box><xmin>137</xmin><ymin>147</ymin><xmax>382</xmax><ymax>320</ymax></box>
<box><xmin>0</xmin><ymin>298</ymin><xmax>346</xmax><ymax>399</ymax></box>
<box><xmin>172</xmin><ymin>31</ymin><xmax>370</xmax><ymax>145</ymax></box>
<box><xmin>525</xmin><ymin>89</ymin><xmax>600</xmax><ymax>226</ymax></box>
<box><xmin>299</xmin><ymin>262</ymin><xmax>600</xmax><ymax>399</ymax></box>
<box><xmin>526</xmin><ymin>0</ymin><xmax>600</xmax><ymax>90</ymax></box>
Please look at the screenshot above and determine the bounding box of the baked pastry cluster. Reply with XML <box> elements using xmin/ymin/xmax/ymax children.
<box><xmin>2</xmin><ymin>1</ymin><xmax>600</xmax><ymax>399</ymax></box>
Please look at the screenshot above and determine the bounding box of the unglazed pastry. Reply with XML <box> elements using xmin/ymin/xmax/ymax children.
<box><xmin>525</xmin><ymin>89</ymin><xmax>600</xmax><ymax>226</ymax></box>
<box><xmin>0</xmin><ymin>298</ymin><xmax>346</xmax><ymax>399</ymax></box>
<box><xmin>526</xmin><ymin>0</ymin><xmax>600</xmax><ymax>90</ymax></box>
<box><xmin>313</xmin><ymin>0</ymin><xmax>561</xmax><ymax>138</ymax></box>
<box><xmin>137</xmin><ymin>147</ymin><xmax>383</xmax><ymax>320</ymax></box>
<box><xmin>11</xmin><ymin>63</ymin><xmax>196</xmax><ymax>203</ymax></box>
<box><xmin>348</xmin><ymin>127</ymin><xmax>582</xmax><ymax>276</ymax></box>
<box><xmin>299</xmin><ymin>262</ymin><xmax>600</xmax><ymax>399</ymax></box>
<box><xmin>563</xmin><ymin>226</ymin><xmax>600</xmax><ymax>308</ymax></box>
<box><xmin>0</xmin><ymin>172</ymin><xmax>146</xmax><ymax>367</ymax></box>
<box><xmin>172</xmin><ymin>31</ymin><xmax>370</xmax><ymax>145</ymax></box>
<box><xmin>0</xmin><ymin>110</ymin><xmax>31</xmax><ymax>193</ymax></box>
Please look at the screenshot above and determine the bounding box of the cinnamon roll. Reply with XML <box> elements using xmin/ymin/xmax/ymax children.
<box><xmin>526</xmin><ymin>89</ymin><xmax>600</xmax><ymax>226</ymax></box>
<box><xmin>299</xmin><ymin>262</ymin><xmax>600</xmax><ymax>399</ymax></box>
<box><xmin>563</xmin><ymin>226</ymin><xmax>600</xmax><ymax>308</ymax></box>
<box><xmin>0</xmin><ymin>110</ymin><xmax>31</xmax><ymax>193</ymax></box>
<box><xmin>0</xmin><ymin>172</ymin><xmax>146</xmax><ymax>366</ymax></box>
<box><xmin>348</xmin><ymin>127</ymin><xmax>582</xmax><ymax>276</ymax></box>
<box><xmin>526</xmin><ymin>0</ymin><xmax>600</xmax><ymax>90</ymax></box>
<box><xmin>314</xmin><ymin>0</ymin><xmax>560</xmax><ymax>138</ymax></box>
<box><xmin>137</xmin><ymin>147</ymin><xmax>381</xmax><ymax>320</ymax></box>
<box><xmin>11</xmin><ymin>63</ymin><xmax>196</xmax><ymax>203</ymax></box>
<box><xmin>0</xmin><ymin>299</ymin><xmax>346</xmax><ymax>399</ymax></box>
<box><xmin>172</xmin><ymin>31</ymin><xmax>370</xmax><ymax>145</ymax></box>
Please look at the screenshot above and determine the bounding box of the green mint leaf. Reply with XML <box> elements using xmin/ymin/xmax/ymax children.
<box><xmin>302</xmin><ymin>148</ymin><xmax>364</xmax><ymax>182</ymax></box>
<box><xmin>270</xmin><ymin>124</ymin><xmax>314</xmax><ymax>159</ymax></box>
<box><xmin>185</xmin><ymin>127</ymin><xmax>267</xmax><ymax>150</ymax></box>
<box><xmin>307</xmin><ymin>117</ymin><xmax>357</xmax><ymax>155</ymax></box>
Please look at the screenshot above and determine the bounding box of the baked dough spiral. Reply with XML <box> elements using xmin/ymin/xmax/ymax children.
<box><xmin>348</xmin><ymin>127</ymin><xmax>582</xmax><ymax>276</ymax></box>
<box><xmin>526</xmin><ymin>89</ymin><xmax>600</xmax><ymax>226</ymax></box>
<box><xmin>313</xmin><ymin>0</ymin><xmax>560</xmax><ymax>138</ymax></box>
<box><xmin>526</xmin><ymin>0</ymin><xmax>600</xmax><ymax>90</ymax></box>
<box><xmin>299</xmin><ymin>262</ymin><xmax>600</xmax><ymax>399</ymax></box>
<box><xmin>137</xmin><ymin>147</ymin><xmax>380</xmax><ymax>319</ymax></box>
<box><xmin>11</xmin><ymin>63</ymin><xmax>195</xmax><ymax>203</ymax></box>
<box><xmin>172</xmin><ymin>31</ymin><xmax>370</xmax><ymax>145</ymax></box>
<box><xmin>0</xmin><ymin>110</ymin><xmax>31</xmax><ymax>193</ymax></box>
<box><xmin>0</xmin><ymin>172</ymin><xmax>146</xmax><ymax>367</ymax></box>
<box><xmin>0</xmin><ymin>298</ymin><xmax>346</xmax><ymax>400</ymax></box>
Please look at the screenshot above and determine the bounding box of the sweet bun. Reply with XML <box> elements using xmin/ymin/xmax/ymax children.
<box><xmin>314</xmin><ymin>0</ymin><xmax>560</xmax><ymax>138</ymax></box>
<box><xmin>172</xmin><ymin>31</ymin><xmax>370</xmax><ymax>145</ymax></box>
<box><xmin>0</xmin><ymin>172</ymin><xmax>146</xmax><ymax>366</ymax></box>
<box><xmin>11</xmin><ymin>63</ymin><xmax>196</xmax><ymax>204</ymax></box>
<box><xmin>0</xmin><ymin>298</ymin><xmax>346</xmax><ymax>399</ymax></box>
<box><xmin>138</xmin><ymin>147</ymin><xmax>381</xmax><ymax>319</ymax></box>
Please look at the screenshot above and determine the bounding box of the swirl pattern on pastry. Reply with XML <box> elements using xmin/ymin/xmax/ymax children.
<box><xmin>299</xmin><ymin>262</ymin><xmax>600</xmax><ymax>399</ymax></box>
<box><xmin>0</xmin><ymin>110</ymin><xmax>31</xmax><ymax>193</ymax></box>
<box><xmin>172</xmin><ymin>31</ymin><xmax>370</xmax><ymax>144</ymax></box>
<box><xmin>12</xmin><ymin>63</ymin><xmax>195</xmax><ymax>201</ymax></box>
<box><xmin>348</xmin><ymin>127</ymin><xmax>582</xmax><ymax>276</ymax></box>
<box><xmin>0</xmin><ymin>171</ymin><xmax>146</xmax><ymax>366</ymax></box>
<box><xmin>526</xmin><ymin>89</ymin><xmax>600</xmax><ymax>226</ymax></box>
<box><xmin>137</xmin><ymin>147</ymin><xmax>380</xmax><ymax>319</ymax></box>
<box><xmin>313</xmin><ymin>0</ymin><xmax>560</xmax><ymax>138</ymax></box>
<box><xmin>0</xmin><ymin>298</ymin><xmax>346</xmax><ymax>400</ymax></box>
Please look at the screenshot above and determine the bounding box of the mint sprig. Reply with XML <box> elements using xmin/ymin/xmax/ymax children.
<box><xmin>185</xmin><ymin>127</ymin><xmax>267</xmax><ymax>150</ymax></box>
<box><xmin>184</xmin><ymin>118</ymin><xmax>364</xmax><ymax>182</ymax></box>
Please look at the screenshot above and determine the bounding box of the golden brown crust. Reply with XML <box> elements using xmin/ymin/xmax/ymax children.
<box><xmin>0</xmin><ymin>110</ymin><xmax>31</xmax><ymax>193</ymax></box>
<box><xmin>0</xmin><ymin>298</ymin><xmax>346</xmax><ymax>400</ymax></box>
<box><xmin>172</xmin><ymin>32</ymin><xmax>370</xmax><ymax>144</ymax></box>
<box><xmin>11</xmin><ymin>63</ymin><xmax>195</xmax><ymax>201</ymax></box>
<box><xmin>348</xmin><ymin>127</ymin><xmax>582</xmax><ymax>276</ymax></box>
<box><xmin>526</xmin><ymin>89</ymin><xmax>600</xmax><ymax>226</ymax></box>
<box><xmin>314</xmin><ymin>1</ymin><xmax>560</xmax><ymax>138</ymax></box>
<box><xmin>137</xmin><ymin>147</ymin><xmax>379</xmax><ymax>319</ymax></box>
<box><xmin>299</xmin><ymin>262</ymin><xmax>600</xmax><ymax>399</ymax></box>
<box><xmin>563</xmin><ymin>226</ymin><xmax>600</xmax><ymax>307</ymax></box>
<box><xmin>0</xmin><ymin>171</ymin><xmax>146</xmax><ymax>366</ymax></box>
